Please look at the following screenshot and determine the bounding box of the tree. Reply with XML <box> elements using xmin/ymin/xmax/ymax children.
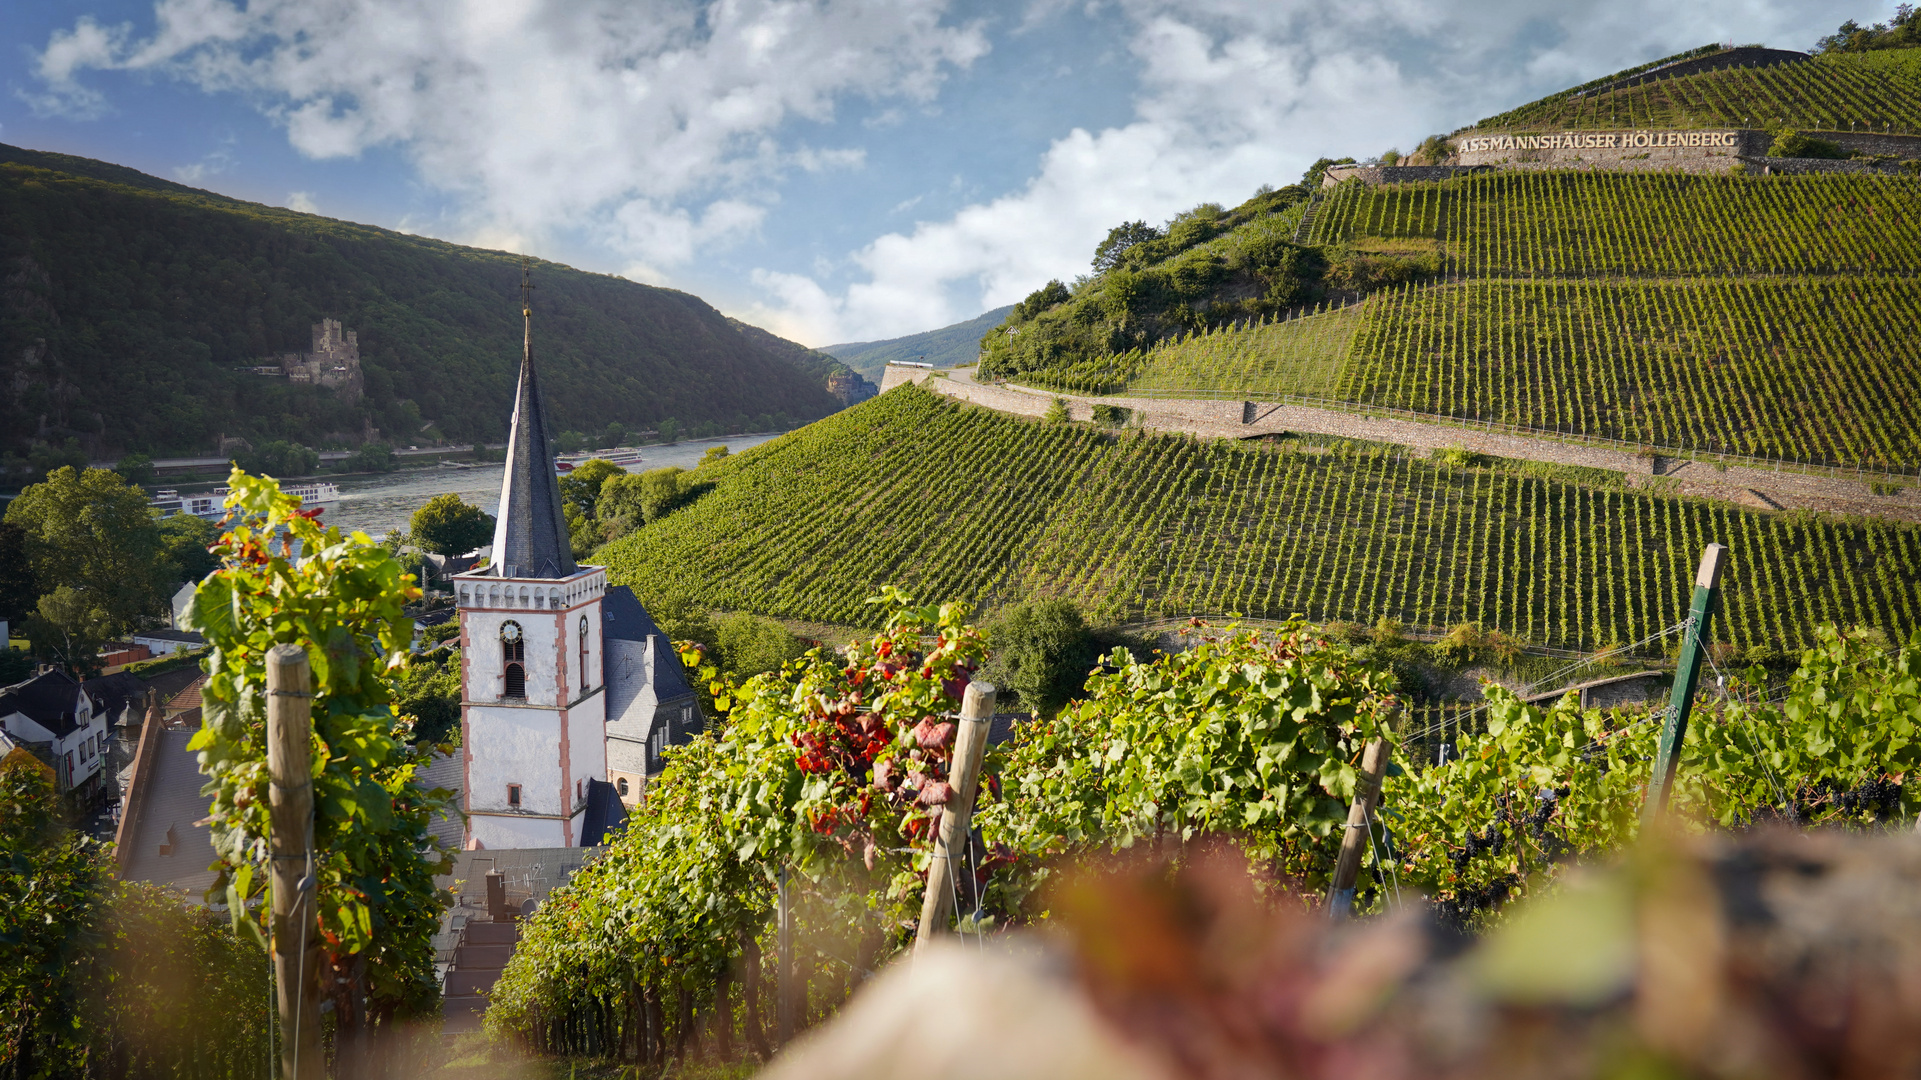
<box><xmin>595</xmin><ymin>473</ymin><xmax>647</xmax><ymax>541</ymax></box>
<box><xmin>28</xmin><ymin>585</ymin><xmax>113</xmax><ymax>678</ymax></box>
<box><xmin>409</xmin><ymin>493</ymin><xmax>495</xmax><ymax>557</ymax></box>
<box><xmin>656</xmin><ymin>418</ymin><xmax>681</xmax><ymax>444</ymax></box>
<box><xmin>345</xmin><ymin>443</ymin><xmax>396</xmax><ymax>473</ymax></box>
<box><xmin>984</xmin><ymin>598</ymin><xmax>1099</xmax><ymax>714</ymax></box>
<box><xmin>393</xmin><ymin>648</ymin><xmax>462</xmax><ymax>744</ymax></box>
<box><xmin>698</xmin><ymin>445</ymin><xmax>730</xmax><ymax>467</ymax></box>
<box><xmin>639</xmin><ymin>466</ymin><xmax>689</xmax><ymax>523</ymax></box>
<box><xmin>238</xmin><ymin>440</ymin><xmax>319</xmax><ymax>478</ymax></box>
<box><xmin>558</xmin><ymin>458</ymin><xmax>627</xmax><ymax>520</ymax></box>
<box><xmin>113</xmin><ymin>453</ymin><xmax>155</xmax><ymax>488</ymax></box>
<box><xmin>155</xmin><ymin>514</ymin><xmax>219</xmax><ymax>585</ymax></box>
<box><xmin>1092</xmin><ymin>222</ymin><xmax>1162</xmax><ymax>274</ymax></box>
<box><xmin>4</xmin><ymin>467</ymin><xmax>167</xmax><ymax>639</ymax></box>
<box><xmin>0</xmin><ymin>522</ymin><xmax>37</xmax><ymax>625</ymax></box>
<box><xmin>1045</xmin><ymin>398</ymin><xmax>1070</xmax><ymax>424</ymax></box>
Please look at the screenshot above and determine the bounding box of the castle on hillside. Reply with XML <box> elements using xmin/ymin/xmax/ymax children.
<box><xmin>449</xmin><ymin>274</ymin><xmax>703</xmax><ymax>849</ymax></box>
<box><xmin>275</xmin><ymin>319</ymin><xmax>364</xmax><ymax>401</ymax></box>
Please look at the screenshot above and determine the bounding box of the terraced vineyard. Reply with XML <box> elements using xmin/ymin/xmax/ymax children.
<box><xmin>1128</xmin><ymin>302</ymin><xmax>1363</xmax><ymax>397</ymax></box>
<box><xmin>1474</xmin><ymin>49</ymin><xmax>1921</xmax><ymax>133</ymax></box>
<box><xmin>597</xmin><ymin>385</ymin><xmax>1921</xmax><ymax>652</ymax></box>
<box><xmin>1303</xmin><ymin>171</ymin><xmax>1921</xmax><ymax>276</ymax></box>
<box><xmin>1337</xmin><ymin>277</ymin><xmax>1921</xmax><ymax>466</ymax></box>
<box><xmin>1083</xmin><ymin>171</ymin><xmax>1921</xmax><ymax>469</ymax></box>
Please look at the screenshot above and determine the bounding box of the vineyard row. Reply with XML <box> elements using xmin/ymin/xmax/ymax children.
<box><xmin>1304</xmin><ymin>170</ymin><xmax>1921</xmax><ymax>278</ymax></box>
<box><xmin>597</xmin><ymin>386</ymin><xmax>1921</xmax><ymax>653</ymax></box>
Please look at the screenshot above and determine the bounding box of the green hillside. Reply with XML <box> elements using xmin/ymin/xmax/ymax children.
<box><xmin>1473</xmin><ymin>48</ymin><xmax>1921</xmax><ymax>133</ymax></box>
<box><xmin>0</xmin><ymin>143</ymin><xmax>845</xmax><ymax>465</ymax></box>
<box><xmin>991</xmin><ymin>165</ymin><xmax>1921</xmax><ymax>471</ymax></box>
<box><xmin>597</xmin><ymin>384</ymin><xmax>1921</xmax><ymax>653</ymax></box>
<box><xmin>821</xmin><ymin>304</ymin><xmax>1015</xmax><ymax>378</ymax></box>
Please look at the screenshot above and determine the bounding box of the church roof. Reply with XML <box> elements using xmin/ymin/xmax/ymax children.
<box><xmin>602</xmin><ymin>586</ymin><xmax>696</xmax><ymax>702</ymax></box>
<box><xmin>580</xmin><ymin>778</ymin><xmax>627</xmax><ymax>846</ymax></box>
<box><xmin>488</xmin><ymin>275</ymin><xmax>578</xmax><ymax>580</ymax></box>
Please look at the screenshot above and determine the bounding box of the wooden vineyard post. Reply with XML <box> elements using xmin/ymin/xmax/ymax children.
<box><xmin>914</xmin><ymin>681</ymin><xmax>998</xmax><ymax>954</ymax></box>
<box><xmin>266</xmin><ymin>644</ymin><xmax>322</xmax><ymax>1080</ymax></box>
<box><xmin>775</xmin><ymin>864</ymin><xmax>794</xmax><ymax>1046</ymax></box>
<box><xmin>1644</xmin><ymin>543</ymin><xmax>1728</xmax><ymax>825</ymax></box>
<box><xmin>1325</xmin><ymin>710</ymin><xmax>1396</xmax><ymax>921</ymax></box>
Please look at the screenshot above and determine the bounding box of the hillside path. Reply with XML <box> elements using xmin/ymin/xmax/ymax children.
<box><xmin>887</xmin><ymin>366</ymin><xmax>1921</xmax><ymax>524</ymax></box>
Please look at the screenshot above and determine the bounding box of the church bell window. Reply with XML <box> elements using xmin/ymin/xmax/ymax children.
<box><xmin>578</xmin><ymin>615</ymin><xmax>591</xmax><ymax>692</ymax></box>
<box><xmin>501</xmin><ymin>621</ymin><xmax>526</xmax><ymax>699</ymax></box>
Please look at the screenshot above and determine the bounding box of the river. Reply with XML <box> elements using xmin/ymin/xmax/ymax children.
<box><xmin>320</xmin><ymin>434</ymin><xmax>781</xmax><ymax>538</ymax></box>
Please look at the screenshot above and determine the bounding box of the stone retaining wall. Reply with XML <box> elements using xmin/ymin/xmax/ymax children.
<box><xmin>893</xmin><ymin>369</ymin><xmax>1921</xmax><ymax>523</ymax></box>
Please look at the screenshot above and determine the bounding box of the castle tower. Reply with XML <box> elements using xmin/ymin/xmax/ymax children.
<box><xmin>450</xmin><ymin>271</ymin><xmax>607</xmax><ymax>849</ymax></box>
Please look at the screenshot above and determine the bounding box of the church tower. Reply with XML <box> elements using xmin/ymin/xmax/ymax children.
<box><xmin>450</xmin><ymin>269</ymin><xmax>608</xmax><ymax>849</ymax></box>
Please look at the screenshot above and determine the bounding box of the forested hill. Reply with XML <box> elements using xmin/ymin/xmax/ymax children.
<box><xmin>0</xmin><ymin>143</ymin><xmax>845</xmax><ymax>463</ymax></box>
<box><xmin>821</xmin><ymin>304</ymin><xmax>1014</xmax><ymax>379</ymax></box>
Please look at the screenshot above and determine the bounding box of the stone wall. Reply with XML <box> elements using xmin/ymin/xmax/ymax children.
<box><xmin>1453</xmin><ymin>127</ymin><xmax>1921</xmax><ymax>172</ymax></box>
<box><xmin>1322</xmin><ymin>165</ymin><xmax>1491</xmax><ymax>187</ymax></box>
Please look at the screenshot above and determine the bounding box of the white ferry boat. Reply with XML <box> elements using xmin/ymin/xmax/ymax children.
<box><xmin>555</xmin><ymin>448</ymin><xmax>646</xmax><ymax>473</ymax></box>
<box><xmin>150</xmin><ymin>481</ymin><xmax>341</xmax><ymax>520</ymax></box>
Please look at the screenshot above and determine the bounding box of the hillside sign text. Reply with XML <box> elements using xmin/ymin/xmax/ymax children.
<box><xmin>1458</xmin><ymin>130</ymin><xmax>1741</xmax><ymax>153</ymax></box>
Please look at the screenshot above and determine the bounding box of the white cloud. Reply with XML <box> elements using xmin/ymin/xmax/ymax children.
<box><xmin>31</xmin><ymin>0</ymin><xmax>988</xmax><ymax>270</ymax></box>
<box><xmin>747</xmin><ymin>0</ymin><xmax>1842</xmax><ymax>344</ymax></box>
<box><xmin>285</xmin><ymin>190</ymin><xmax>319</xmax><ymax>213</ymax></box>
<box><xmin>173</xmin><ymin>142</ymin><xmax>236</xmax><ymax>183</ymax></box>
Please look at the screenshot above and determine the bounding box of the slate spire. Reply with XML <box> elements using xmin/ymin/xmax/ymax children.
<box><xmin>489</xmin><ymin>265</ymin><xmax>578</xmax><ymax>579</ymax></box>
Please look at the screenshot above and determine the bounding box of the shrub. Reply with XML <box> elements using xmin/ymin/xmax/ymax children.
<box><xmin>714</xmin><ymin>613</ymin><xmax>806</xmax><ymax>679</ymax></box>
<box><xmin>983</xmin><ymin>598</ymin><xmax>1099</xmax><ymax>714</ymax></box>
<box><xmin>1045</xmin><ymin>398</ymin><xmax>1070</xmax><ymax>424</ymax></box>
<box><xmin>1769</xmin><ymin>130</ymin><xmax>1848</xmax><ymax>159</ymax></box>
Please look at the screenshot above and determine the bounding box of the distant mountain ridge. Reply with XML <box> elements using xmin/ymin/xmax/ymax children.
<box><xmin>821</xmin><ymin>305</ymin><xmax>1015</xmax><ymax>379</ymax></box>
<box><xmin>0</xmin><ymin>142</ymin><xmax>847</xmax><ymax>468</ymax></box>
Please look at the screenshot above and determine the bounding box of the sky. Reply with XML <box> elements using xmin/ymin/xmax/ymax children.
<box><xmin>1</xmin><ymin>0</ymin><xmax>1874</xmax><ymax>348</ymax></box>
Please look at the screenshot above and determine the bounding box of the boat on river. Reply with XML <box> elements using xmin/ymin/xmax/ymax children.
<box><xmin>150</xmin><ymin>481</ymin><xmax>341</xmax><ymax>520</ymax></box>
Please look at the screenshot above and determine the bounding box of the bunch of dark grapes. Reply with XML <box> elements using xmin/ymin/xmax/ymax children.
<box><xmin>1449</xmin><ymin>823</ymin><xmax>1505</xmax><ymax>875</ymax></box>
<box><xmin>1434</xmin><ymin>872</ymin><xmax>1520</xmax><ymax>931</ymax></box>
<box><xmin>1834</xmin><ymin>775</ymin><xmax>1903</xmax><ymax>821</ymax></box>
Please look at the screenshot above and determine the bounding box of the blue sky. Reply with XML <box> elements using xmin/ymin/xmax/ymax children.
<box><xmin>3</xmin><ymin>0</ymin><xmax>1872</xmax><ymax>346</ymax></box>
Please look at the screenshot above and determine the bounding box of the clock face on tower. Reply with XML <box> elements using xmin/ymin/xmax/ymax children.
<box><xmin>502</xmin><ymin>622</ymin><xmax>522</xmax><ymax>643</ymax></box>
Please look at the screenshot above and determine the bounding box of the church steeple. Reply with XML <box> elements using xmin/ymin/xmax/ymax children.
<box><xmin>489</xmin><ymin>264</ymin><xmax>578</xmax><ymax>579</ymax></box>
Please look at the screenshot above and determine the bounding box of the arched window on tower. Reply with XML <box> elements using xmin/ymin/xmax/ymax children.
<box><xmin>501</xmin><ymin>620</ymin><xmax>526</xmax><ymax>699</ymax></box>
<box><xmin>578</xmin><ymin>615</ymin><xmax>591</xmax><ymax>693</ymax></box>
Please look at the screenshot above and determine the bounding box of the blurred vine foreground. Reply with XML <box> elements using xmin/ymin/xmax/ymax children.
<box><xmin>184</xmin><ymin>468</ymin><xmax>457</xmax><ymax>1071</ymax></box>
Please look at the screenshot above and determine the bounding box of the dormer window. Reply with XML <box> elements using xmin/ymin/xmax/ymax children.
<box><xmin>501</xmin><ymin>621</ymin><xmax>526</xmax><ymax>699</ymax></box>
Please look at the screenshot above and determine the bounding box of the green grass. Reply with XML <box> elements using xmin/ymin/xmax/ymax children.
<box><xmin>597</xmin><ymin>385</ymin><xmax>1921</xmax><ymax>654</ymax></box>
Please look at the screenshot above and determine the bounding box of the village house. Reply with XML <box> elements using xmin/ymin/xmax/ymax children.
<box><xmin>0</xmin><ymin>668</ymin><xmax>112</xmax><ymax>805</ymax></box>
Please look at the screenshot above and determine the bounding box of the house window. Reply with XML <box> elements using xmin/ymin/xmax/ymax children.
<box><xmin>507</xmin><ymin>784</ymin><xmax>522</xmax><ymax>808</ymax></box>
<box><xmin>578</xmin><ymin>616</ymin><xmax>591</xmax><ymax>692</ymax></box>
<box><xmin>576</xmin><ymin>778</ymin><xmax>585</xmax><ymax>802</ymax></box>
<box><xmin>66</xmin><ymin>751</ymin><xmax>74</xmax><ymax>780</ymax></box>
<box><xmin>501</xmin><ymin>621</ymin><xmax>526</xmax><ymax>699</ymax></box>
<box><xmin>616</xmin><ymin>777</ymin><xmax>629</xmax><ymax>797</ymax></box>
